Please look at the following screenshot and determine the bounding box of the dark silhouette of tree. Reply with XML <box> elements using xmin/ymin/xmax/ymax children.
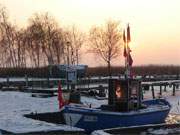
<box><xmin>27</xmin><ymin>12</ymin><xmax>66</xmax><ymax>67</ymax></box>
<box><xmin>15</xmin><ymin>29</ymin><xmax>27</xmax><ymax>67</ymax></box>
<box><xmin>0</xmin><ymin>6</ymin><xmax>18</xmax><ymax>67</ymax></box>
<box><xmin>64</xmin><ymin>25</ymin><xmax>85</xmax><ymax>65</ymax></box>
<box><xmin>25</xmin><ymin>16</ymin><xmax>45</xmax><ymax>67</ymax></box>
<box><xmin>89</xmin><ymin>20</ymin><xmax>122</xmax><ymax>76</ymax></box>
<box><xmin>0</xmin><ymin>4</ymin><xmax>122</xmax><ymax>70</ymax></box>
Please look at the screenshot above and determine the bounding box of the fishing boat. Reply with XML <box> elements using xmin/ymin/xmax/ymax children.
<box><xmin>61</xmin><ymin>25</ymin><xmax>171</xmax><ymax>133</ymax></box>
<box><xmin>62</xmin><ymin>79</ymin><xmax>171</xmax><ymax>133</ymax></box>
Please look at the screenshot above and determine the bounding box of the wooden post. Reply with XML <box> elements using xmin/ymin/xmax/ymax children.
<box><xmin>164</xmin><ymin>85</ymin><xmax>167</xmax><ymax>92</ymax></box>
<box><xmin>140</xmin><ymin>82</ymin><xmax>144</xmax><ymax>100</ymax></box>
<box><xmin>25</xmin><ymin>75</ymin><xmax>28</xmax><ymax>87</ymax></box>
<box><xmin>160</xmin><ymin>84</ymin><xmax>162</xmax><ymax>96</ymax></box>
<box><xmin>151</xmin><ymin>85</ymin><xmax>155</xmax><ymax>99</ymax></box>
<box><xmin>172</xmin><ymin>84</ymin><xmax>176</xmax><ymax>96</ymax></box>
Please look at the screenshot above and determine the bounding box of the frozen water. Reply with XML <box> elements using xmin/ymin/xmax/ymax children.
<box><xmin>0</xmin><ymin>85</ymin><xmax>179</xmax><ymax>134</ymax></box>
<box><xmin>0</xmin><ymin>91</ymin><xmax>83</xmax><ymax>133</ymax></box>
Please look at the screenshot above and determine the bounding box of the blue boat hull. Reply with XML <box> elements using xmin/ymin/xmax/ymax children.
<box><xmin>63</xmin><ymin>99</ymin><xmax>171</xmax><ymax>133</ymax></box>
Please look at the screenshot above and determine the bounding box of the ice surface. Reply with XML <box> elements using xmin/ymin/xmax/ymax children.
<box><xmin>0</xmin><ymin>85</ymin><xmax>179</xmax><ymax>133</ymax></box>
<box><xmin>0</xmin><ymin>91</ymin><xmax>83</xmax><ymax>133</ymax></box>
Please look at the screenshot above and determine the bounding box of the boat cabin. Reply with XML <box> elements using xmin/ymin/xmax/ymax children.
<box><xmin>103</xmin><ymin>79</ymin><xmax>142</xmax><ymax>112</ymax></box>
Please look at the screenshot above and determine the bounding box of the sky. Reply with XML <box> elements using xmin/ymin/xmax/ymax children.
<box><xmin>0</xmin><ymin>0</ymin><xmax>180</xmax><ymax>67</ymax></box>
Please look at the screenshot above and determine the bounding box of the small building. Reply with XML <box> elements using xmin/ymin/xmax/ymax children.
<box><xmin>49</xmin><ymin>64</ymin><xmax>88</xmax><ymax>78</ymax></box>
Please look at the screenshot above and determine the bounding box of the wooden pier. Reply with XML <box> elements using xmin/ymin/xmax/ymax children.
<box><xmin>0</xmin><ymin>76</ymin><xmax>179</xmax><ymax>97</ymax></box>
<box><xmin>142</xmin><ymin>80</ymin><xmax>180</xmax><ymax>98</ymax></box>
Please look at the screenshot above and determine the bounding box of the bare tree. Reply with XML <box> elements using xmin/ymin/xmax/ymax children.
<box><xmin>51</xmin><ymin>28</ymin><xmax>65</xmax><ymax>64</ymax></box>
<box><xmin>64</xmin><ymin>25</ymin><xmax>85</xmax><ymax>65</ymax></box>
<box><xmin>27</xmin><ymin>13</ymin><xmax>66</xmax><ymax>66</ymax></box>
<box><xmin>25</xmin><ymin>19</ymin><xmax>45</xmax><ymax>67</ymax></box>
<box><xmin>89</xmin><ymin>20</ymin><xmax>122</xmax><ymax>76</ymax></box>
<box><xmin>15</xmin><ymin>29</ymin><xmax>28</xmax><ymax>67</ymax></box>
<box><xmin>0</xmin><ymin>6</ymin><xmax>18</xmax><ymax>67</ymax></box>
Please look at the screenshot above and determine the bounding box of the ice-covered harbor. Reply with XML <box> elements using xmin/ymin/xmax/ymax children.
<box><xmin>0</xmin><ymin>91</ymin><xmax>84</xmax><ymax>134</ymax></box>
<box><xmin>0</xmin><ymin>86</ymin><xmax>179</xmax><ymax>134</ymax></box>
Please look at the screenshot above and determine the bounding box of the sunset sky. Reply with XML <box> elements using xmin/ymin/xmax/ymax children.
<box><xmin>0</xmin><ymin>0</ymin><xmax>180</xmax><ymax>66</ymax></box>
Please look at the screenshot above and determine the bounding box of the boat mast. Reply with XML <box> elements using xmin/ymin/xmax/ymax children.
<box><xmin>124</xmin><ymin>24</ymin><xmax>132</xmax><ymax>111</ymax></box>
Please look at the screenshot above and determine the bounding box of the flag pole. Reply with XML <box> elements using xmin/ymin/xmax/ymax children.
<box><xmin>125</xmin><ymin>43</ymin><xmax>129</xmax><ymax>79</ymax></box>
<box><xmin>127</xmin><ymin>23</ymin><xmax>131</xmax><ymax>79</ymax></box>
<box><xmin>127</xmin><ymin>23</ymin><xmax>131</xmax><ymax>111</ymax></box>
<box><xmin>125</xmin><ymin>42</ymin><xmax>127</xmax><ymax>78</ymax></box>
<box><xmin>123</xmin><ymin>29</ymin><xmax>128</xmax><ymax>79</ymax></box>
<box><xmin>127</xmin><ymin>39</ymin><xmax>130</xmax><ymax>111</ymax></box>
<box><xmin>125</xmin><ymin>37</ymin><xmax>130</xmax><ymax>78</ymax></box>
<box><xmin>127</xmin><ymin>42</ymin><xmax>130</xmax><ymax>78</ymax></box>
<box><xmin>123</xmin><ymin>27</ymin><xmax>130</xmax><ymax>110</ymax></box>
<box><xmin>123</xmin><ymin>23</ymin><xmax>133</xmax><ymax>111</ymax></box>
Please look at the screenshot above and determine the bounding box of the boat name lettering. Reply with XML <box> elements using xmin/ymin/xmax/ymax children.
<box><xmin>84</xmin><ymin>115</ymin><xmax>97</xmax><ymax>122</ymax></box>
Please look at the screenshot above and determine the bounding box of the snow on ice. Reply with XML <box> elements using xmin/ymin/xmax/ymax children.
<box><xmin>0</xmin><ymin>91</ymin><xmax>83</xmax><ymax>133</ymax></box>
<box><xmin>0</xmin><ymin>85</ymin><xmax>179</xmax><ymax>134</ymax></box>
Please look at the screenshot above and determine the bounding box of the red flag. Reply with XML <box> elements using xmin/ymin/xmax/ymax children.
<box><xmin>124</xmin><ymin>45</ymin><xmax>133</xmax><ymax>66</ymax></box>
<box><xmin>124</xmin><ymin>24</ymin><xmax>133</xmax><ymax>67</ymax></box>
<box><xmin>123</xmin><ymin>45</ymin><xmax>127</xmax><ymax>57</ymax></box>
<box><xmin>129</xmin><ymin>53</ymin><xmax>133</xmax><ymax>66</ymax></box>
<box><xmin>58</xmin><ymin>81</ymin><xmax>64</xmax><ymax>109</ymax></box>
<box><xmin>124</xmin><ymin>44</ymin><xmax>131</xmax><ymax>57</ymax></box>
<box><xmin>127</xmin><ymin>24</ymin><xmax>131</xmax><ymax>43</ymax></box>
<box><xmin>123</xmin><ymin>30</ymin><xmax>127</xmax><ymax>57</ymax></box>
<box><xmin>123</xmin><ymin>30</ymin><xmax>126</xmax><ymax>43</ymax></box>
